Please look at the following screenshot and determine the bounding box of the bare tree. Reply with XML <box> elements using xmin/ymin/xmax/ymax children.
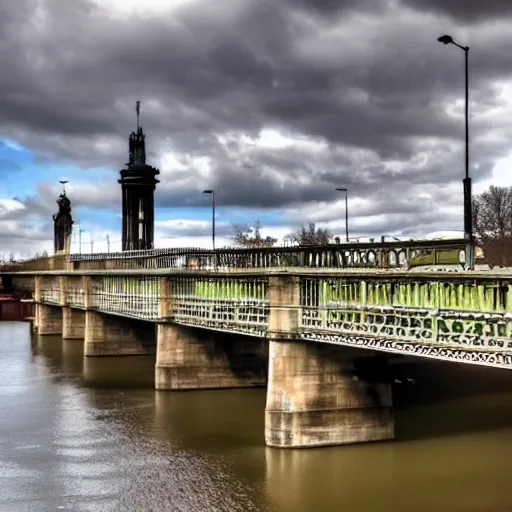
<box><xmin>285</xmin><ymin>222</ymin><xmax>332</xmax><ymax>245</ymax></box>
<box><xmin>232</xmin><ymin>220</ymin><xmax>277</xmax><ymax>248</ymax></box>
<box><xmin>473</xmin><ymin>185</ymin><xmax>512</xmax><ymax>267</ymax></box>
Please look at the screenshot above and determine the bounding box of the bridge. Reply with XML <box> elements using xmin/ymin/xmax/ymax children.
<box><xmin>3</xmin><ymin>238</ymin><xmax>511</xmax><ymax>448</ymax></box>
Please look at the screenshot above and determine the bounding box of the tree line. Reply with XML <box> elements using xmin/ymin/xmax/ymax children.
<box><xmin>232</xmin><ymin>220</ymin><xmax>332</xmax><ymax>248</ymax></box>
<box><xmin>473</xmin><ymin>185</ymin><xmax>512</xmax><ymax>266</ymax></box>
<box><xmin>233</xmin><ymin>185</ymin><xmax>512</xmax><ymax>266</ymax></box>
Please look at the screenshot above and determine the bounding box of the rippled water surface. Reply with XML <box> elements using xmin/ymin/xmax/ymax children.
<box><xmin>2</xmin><ymin>322</ymin><xmax>512</xmax><ymax>511</ymax></box>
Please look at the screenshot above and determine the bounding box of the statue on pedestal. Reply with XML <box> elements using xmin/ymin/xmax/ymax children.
<box><xmin>53</xmin><ymin>190</ymin><xmax>73</xmax><ymax>254</ymax></box>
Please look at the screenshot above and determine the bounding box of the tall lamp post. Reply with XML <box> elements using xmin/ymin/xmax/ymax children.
<box><xmin>335</xmin><ymin>188</ymin><xmax>349</xmax><ymax>242</ymax></box>
<box><xmin>437</xmin><ymin>34</ymin><xmax>474</xmax><ymax>269</ymax></box>
<box><xmin>78</xmin><ymin>225</ymin><xmax>85</xmax><ymax>255</ymax></box>
<box><xmin>202</xmin><ymin>189</ymin><xmax>216</xmax><ymax>266</ymax></box>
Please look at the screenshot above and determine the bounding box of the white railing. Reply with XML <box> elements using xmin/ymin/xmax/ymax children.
<box><xmin>67</xmin><ymin>288</ymin><xmax>85</xmax><ymax>307</ymax></box>
<box><xmin>93</xmin><ymin>292</ymin><xmax>159</xmax><ymax>320</ymax></box>
<box><xmin>41</xmin><ymin>288</ymin><xmax>60</xmax><ymax>304</ymax></box>
<box><xmin>173</xmin><ymin>298</ymin><xmax>269</xmax><ymax>337</ymax></box>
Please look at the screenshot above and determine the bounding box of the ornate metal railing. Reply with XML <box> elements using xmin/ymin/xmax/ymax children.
<box><xmin>67</xmin><ymin>239</ymin><xmax>470</xmax><ymax>271</ymax></box>
<box><xmin>90</xmin><ymin>276</ymin><xmax>160</xmax><ymax>321</ymax></box>
<box><xmin>66</xmin><ymin>277</ymin><xmax>85</xmax><ymax>308</ymax></box>
<box><xmin>298</xmin><ymin>276</ymin><xmax>512</xmax><ymax>366</ymax></box>
<box><xmin>170</xmin><ymin>276</ymin><xmax>269</xmax><ymax>336</ymax></box>
<box><xmin>40</xmin><ymin>277</ymin><xmax>60</xmax><ymax>305</ymax></box>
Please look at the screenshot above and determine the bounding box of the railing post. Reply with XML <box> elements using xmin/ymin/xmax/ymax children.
<box><xmin>59</xmin><ymin>276</ymin><xmax>67</xmax><ymax>306</ymax></box>
<box><xmin>34</xmin><ymin>276</ymin><xmax>41</xmax><ymax>303</ymax></box>
<box><xmin>268</xmin><ymin>275</ymin><xmax>301</xmax><ymax>339</ymax></box>
<box><xmin>83</xmin><ymin>276</ymin><xmax>93</xmax><ymax>309</ymax></box>
<box><xmin>158</xmin><ymin>277</ymin><xmax>174</xmax><ymax>320</ymax></box>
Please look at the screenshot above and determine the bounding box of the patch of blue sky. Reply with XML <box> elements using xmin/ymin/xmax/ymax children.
<box><xmin>0</xmin><ymin>137</ymin><xmax>115</xmax><ymax>198</ymax></box>
<box><xmin>0</xmin><ymin>138</ymin><xmax>33</xmax><ymax>197</ymax></box>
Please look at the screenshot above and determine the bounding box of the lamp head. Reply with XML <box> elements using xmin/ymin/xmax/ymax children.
<box><xmin>335</xmin><ymin>188</ymin><xmax>347</xmax><ymax>192</ymax></box>
<box><xmin>437</xmin><ymin>35</ymin><xmax>453</xmax><ymax>45</ymax></box>
<box><xmin>202</xmin><ymin>189</ymin><xmax>213</xmax><ymax>194</ymax></box>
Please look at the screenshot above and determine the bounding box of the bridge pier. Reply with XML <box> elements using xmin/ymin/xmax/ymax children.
<box><xmin>36</xmin><ymin>304</ymin><xmax>62</xmax><ymax>336</ymax></box>
<box><xmin>155</xmin><ymin>324</ymin><xmax>267</xmax><ymax>390</ymax></box>
<box><xmin>265</xmin><ymin>341</ymin><xmax>394</xmax><ymax>448</ymax></box>
<box><xmin>84</xmin><ymin>310</ymin><xmax>156</xmax><ymax>356</ymax></box>
<box><xmin>62</xmin><ymin>307</ymin><xmax>85</xmax><ymax>339</ymax></box>
<box><xmin>265</xmin><ymin>274</ymin><xmax>393</xmax><ymax>448</ymax></box>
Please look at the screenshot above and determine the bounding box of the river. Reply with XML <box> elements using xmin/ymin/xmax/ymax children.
<box><xmin>2</xmin><ymin>321</ymin><xmax>512</xmax><ymax>511</ymax></box>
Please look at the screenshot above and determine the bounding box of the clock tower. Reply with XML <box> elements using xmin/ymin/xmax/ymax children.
<box><xmin>118</xmin><ymin>101</ymin><xmax>160</xmax><ymax>251</ymax></box>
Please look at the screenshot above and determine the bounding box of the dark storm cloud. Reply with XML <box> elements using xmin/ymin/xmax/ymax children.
<box><xmin>1</xmin><ymin>0</ymin><xmax>512</xmax><ymax>240</ymax></box>
<box><xmin>289</xmin><ymin>0</ymin><xmax>386</xmax><ymax>16</ymax></box>
<box><xmin>401</xmin><ymin>0</ymin><xmax>512</xmax><ymax>22</ymax></box>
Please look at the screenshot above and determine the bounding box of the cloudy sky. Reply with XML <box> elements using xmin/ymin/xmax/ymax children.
<box><xmin>1</xmin><ymin>0</ymin><xmax>512</xmax><ymax>257</ymax></box>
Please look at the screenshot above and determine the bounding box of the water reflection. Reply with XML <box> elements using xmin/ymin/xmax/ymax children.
<box><xmin>265</xmin><ymin>444</ymin><xmax>396</xmax><ymax>512</ymax></box>
<box><xmin>154</xmin><ymin>389</ymin><xmax>266</xmax><ymax>451</ymax></box>
<box><xmin>82</xmin><ymin>354</ymin><xmax>155</xmax><ymax>389</ymax></box>
<box><xmin>4</xmin><ymin>324</ymin><xmax>512</xmax><ymax>511</ymax></box>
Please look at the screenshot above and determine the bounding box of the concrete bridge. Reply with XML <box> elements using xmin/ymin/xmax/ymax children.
<box><xmin>3</xmin><ymin>239</ymin><xmax>511</xmax><ymax>449</ymax></box>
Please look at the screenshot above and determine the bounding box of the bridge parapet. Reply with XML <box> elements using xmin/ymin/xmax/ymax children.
<box><xmin>66</xmin><ymin>276</ymin><xmax>85</xmax><ymax>308</ymax></box>
<box><xmin>296</xmin><ymin>275</ymin><xmax>512</xmax><ymax>367</ymax></box>
<box><xmin>170</xmin><ymin>276</ymin><xmax>269</xmax><ymax>337</ymax></box>
<box><xmin>40</xmin><ymin>276</ymin><xmax>61</xmax><ymax>305</ymax></box>
<box><xmin>58</xmin><ymin>238</ymin><xmax>470</xmax><ymax>271</ymax></box>
<box><xmin>90</xmin><ymin>276</ymin><xmax>160</xmax><ymax>321</ymax></box>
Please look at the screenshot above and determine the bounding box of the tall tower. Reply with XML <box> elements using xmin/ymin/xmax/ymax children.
<box><xmin>118</xmin><ymin>101</ymin><xmax>160</xmax><ymax>251</ymax></box>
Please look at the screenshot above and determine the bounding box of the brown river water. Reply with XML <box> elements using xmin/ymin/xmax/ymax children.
<box><xmin>1</xmin><ymin>321</ymin><xmax>512</xmax><ymax>511</ymax></box>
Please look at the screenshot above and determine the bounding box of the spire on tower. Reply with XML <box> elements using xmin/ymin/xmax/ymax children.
<box><xmin>128</xmin><ymin>100</ymin><xmax>145</xmax><ymax>165</ymax></box>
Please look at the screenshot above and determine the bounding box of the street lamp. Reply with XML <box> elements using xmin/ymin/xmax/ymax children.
<box><xmin>78</xmin><ymin>225</ymin><xmax>85</xmax><ymax>255</ymax></box>
<box><xmin>335</xmin><ymin>188</ymin><xmax>349</xmax><ymax>242</ymax></box>
<box><xmin>437</xmin><ymin>34</ymin><xmax>473</xmax><ymax>269</ymax></box>
<box><xmin>202</xmin><ymin>190</ymin><xmax>216</xmax><ymax>264</ymax></box>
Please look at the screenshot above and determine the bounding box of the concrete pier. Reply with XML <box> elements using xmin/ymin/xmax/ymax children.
<box><xmin>264</xmin><ymin>341</ymin><xmax>394</xmax><ymax>448</ymax></box>
<box><xmin>84</xmin><ymin>310</ymin><xmax>156</xmax><ymax>356</ymax></box>
<box><xmin>155</xmin><ymin>324</ymin><xmax>267</xmax><ymax>390</ymax></box>
<box><xmin>265</xmin><ymin>274</ymin><xmax>393</xmax><ymax>448</ymax></box>
<box><xmin>62</xmin><ymin>307</ymin><xmax>85</xmax><ymax>339</ymax></box>
<box><xmin>36</xmin><ymin>304</ymin><xmax>63</xmax><ymax>336</ymax></box>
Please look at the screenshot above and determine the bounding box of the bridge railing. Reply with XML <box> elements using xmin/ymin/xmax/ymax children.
<box><xmin>40</xmin><ymin>277</ymin><xmax>60</xmax><ymax>305</ymax></box>
<box><xmin>298</xmin><ymin>276</ymin><xmax>512</xmax><ymax>355</ymax></box>
<box><xmin>66</xmin><ymin>277</ymin><xmax>85</xmax><ymax>308</ymax></box>
<box><xmin>66</xmin><ymin>239</ymin><xmax>470</xmax><ymax>271</ymax></box>
<box><xmin>90</xmin><ymin>276</ymin><xmax>160</xmax><ymax>321</ymax></box>
<box><xmin>13</xmin><ymin>254</ymin><xmax>69</xmax><ymax>272</ymax></box>
<box><xmin>170</xmin><ymin>276</ymin><xmax>269</xmax><ymax>337</ymax></box>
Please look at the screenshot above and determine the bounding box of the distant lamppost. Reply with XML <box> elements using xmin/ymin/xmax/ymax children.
<box><xmin>202</xmin><ymin>190</ymin><xmax>216</xmax><ymax>265</ymax></box>
<box><xmin>79</xmin><ymin>226</ymin><xmax>85</xmax><ymax>255</ymax></box>
<box><xmin>437</xmin><ymin>34</ymin><xmax>473</xmax><ymax>269</ymax></box>
<box><xmin>335</xmin><ymin>188</ymin><xmax>349</xmax><ymax>242</ymax></box>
